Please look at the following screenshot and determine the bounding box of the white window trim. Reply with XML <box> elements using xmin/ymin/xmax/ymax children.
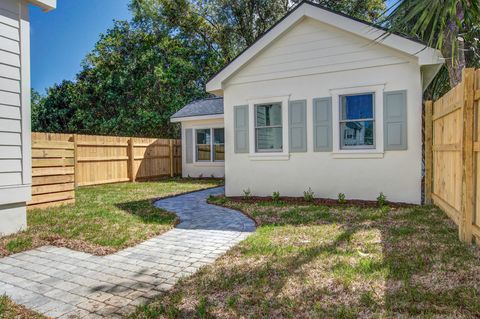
<box><xmin>247</xmin><ymin>95</ymin><xmax>290</xmax><ymax>160</ymax></box>
<box><xmin>330</xmin><ymin>84</ymin><xmax>385</xmax><ymax>158</ymax></box>
<box><xmin>192</xmin><ymin>126</ymin><xmax>225</xmax><ymax>164</ymax></box>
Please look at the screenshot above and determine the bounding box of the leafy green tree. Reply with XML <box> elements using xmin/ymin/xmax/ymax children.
<box><xmin>32</xmin><ymin>81</ymin><xmax>79</xmax><ymax>133</ymax></box>
<box><xmin>131</xmin><ymin>0</ymin><xmax>385</xmax><ymax>62</ymax></box>
<box><xmin>34</xmin><ymin>0</ymin><xmax>387</xmax><ymax>137</ymax></box>
<box><xmin>69</xmin><ymin>21</ymin><xmax>210</xmax><ymax>137</ymax></box>
<box><xmin>31</xmin><ymin>89</ymin><xmax>45</xmax><ymax>132</ymax></box>
<box><xmin>386</xmin><ymin>0</ymin><xmax>480</xmax><ymax>88</ymax></box>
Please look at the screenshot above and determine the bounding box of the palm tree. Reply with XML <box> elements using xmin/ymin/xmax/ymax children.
<box><xmin>386</xmin><ymin>0</ymin><xmax>480</xmax><ymax>88</ymax></box>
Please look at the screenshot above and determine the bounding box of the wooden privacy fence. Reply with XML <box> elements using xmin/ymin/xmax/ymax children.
<box><xmin>30</xmin><ymin>133</ymin><xmax>75</xmax><ymax>209</ymax></box>
<box><xmin>27</xmin><ymin>133</ymin><xmax>181</xmax><ymax>209</ymax></box>
<box><xmin>425</xmin><ymin>68</ymin><xmax>479</xmax><ymax>244</ymax></box>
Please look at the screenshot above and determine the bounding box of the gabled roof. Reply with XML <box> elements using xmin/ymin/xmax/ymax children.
<box><xmin>171</xmin><ymin>97</ymin><xmax>224</xmax><ymax>122</ymax></box>
<box><xmin>206</xmin><ymin>0</ymin><xmax>444</xmax><ymax>95</ymax></box>
<box><xmin>28</xmin><ymin>0</ymin><xmax>56</xmax><ymax>12</ymax></box>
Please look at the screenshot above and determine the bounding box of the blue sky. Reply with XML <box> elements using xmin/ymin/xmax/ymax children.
<box><xmin>30</xmin><ymin>0</ymin><xmax>131</xmax><ymax>93</ymax></box>
<box><xmin>30</xmin><ymin>0</ymin><xmax>398</xmax><ymax>94</ymax></box>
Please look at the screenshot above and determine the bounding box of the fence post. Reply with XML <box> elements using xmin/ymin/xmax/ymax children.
<box><xmin>424</xmin><ymin>101</ymin><xmax>433</xmax><ymax>204</ymax></box>
<box><xmin>460</xmin><ymin>68</ymin><xmax>475</xmax><ymax>243</ymax></box>
<box><xmin>72</xmin><ymin>134</ymin><xmax>78</xmax><ymax>188</ymax></box>
<box><xmin>169</xmin><ymin>139</ymin><xmax>174</xmax><ymax>177</ymax></box>
<box><xmin>129</xmin><ymin>137</ymin><xmax>136</xmax><ymax>182</ymax></box>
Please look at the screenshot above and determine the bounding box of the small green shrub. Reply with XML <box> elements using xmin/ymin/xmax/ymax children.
<box><xmin>304</xmin><ymin>187</ymin><xmax>315</xmax><ymax>202</ymax></box>
<box><xmin>243</xmin><ymin>188</ymin><xmax>251</xmax><ymax>199</ymax></box>
<box><xmin>210</xmin><ymin>174</ymin><xmax>215</xmax><ymax>179</ymax></box>
<box><xmin>272</xmin><ymin>191</ymin><xmax>280</xmax><ymax>202</ymax></box>
<box><xmin>198</xmin><ymin>174</ymin><xmax>203</xmax><ymax>178</ymax></box>
<box><xmin>377</xmin><ymin>192</ymin><xmax>387</xmax><ymax>207</ymax></box>
<box><xmin>337</xmin><ymin>193</ymin><xmax>347</xmax><ymax>204</ymax></box>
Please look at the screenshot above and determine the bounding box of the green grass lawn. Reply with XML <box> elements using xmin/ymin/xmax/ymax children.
<box><xmin>0</xmin><ymin>178</ymin><xmax>221</xmax><ymax>257</ymax></box>
<box><xmin>132</xmin><ymin>197</ymin><xmax>480</xmax><ymax>319</ymax></box>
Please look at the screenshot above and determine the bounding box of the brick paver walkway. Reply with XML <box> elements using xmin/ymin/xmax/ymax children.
<box><xmin>0</xmin><ymin>187</ymin><xmax>255</xmax><ymax>318</ymax></box>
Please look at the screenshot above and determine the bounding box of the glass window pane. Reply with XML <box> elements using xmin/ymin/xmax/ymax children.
<box><xmin>256</xmin><ymin>103</ymin><xmax>282</xmax><ymax>127</ymax></box>
<box><xmin>197</xmin><ymin>145</ymin><xmax>211</xmax><ymax>161</ymax></box>
<box><xmin>340</xmin><ymin>121</ymin><xmax>374</xmax><ymax>148</ymax></box>
<box><xmin>341</xmin><ymin>94</ymin><xmax>374</xmax><ymax>120</ymax></box>
<box><xmin>196</xmin><ymin>129</ymin><xmax>211</xmax><ymax>161</ymax></box>
<box><xmin>214</xmin><ymin>145</ymin><xmax>224</xmax><ymax>161</ymax></box>
<box><xmin>196</xmin><ymin>129</ymin><xmax>211</xmax><ymax>145</ymax></box>
<box><xmin>256</xmin><ymin>127</ymin><xmax>283</xmax><ymax>151</ymax></box>
<box><xmin>214</xmin><ymin>128</ymin><xmax>224</xmax><ymax>144</ymax></box>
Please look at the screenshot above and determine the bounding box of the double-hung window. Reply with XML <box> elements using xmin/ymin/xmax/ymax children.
<box><xmin>255</xmin><ymin>103</ymin><xmax>283</xmax><ymax>152</ymax></box>
<box><xmin>196</xmin><ymin>128</ymin><xmax>224</xmax><ymax>162</ymax></box>
<box><xmin>339</xmin><ymin>93</ymin><xmax>375</xmax><ymax>149</ymax></box>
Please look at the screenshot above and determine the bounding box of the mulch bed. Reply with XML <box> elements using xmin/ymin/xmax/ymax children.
<box><xmin>215</xmin><ymin>195</ymin><xmax>416</xmax><ymax>209</ymax></box>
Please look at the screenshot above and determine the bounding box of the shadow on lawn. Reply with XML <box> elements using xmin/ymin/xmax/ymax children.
<box><xmin>130</xmin><ymin>204</ymin><xmax>480</xmax><ymax>318</ymax></box>
<box><xmin>115</xmin><ymin>200</ymin><xmax>177</xmax><ymax>225</ymax></box>
<box><xmin>381</xmin><ymin>207</ymin><xmax>480</xmax><ymax>317</ymax></box>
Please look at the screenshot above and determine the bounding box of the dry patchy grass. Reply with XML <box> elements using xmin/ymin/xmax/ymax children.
<box><xmin>0</xmin><ymin>178</ymin><xmax>221</xmax><ymax>257</ymax></box>
<box><xmin>0</xmin><ymin>295</ymin><xmax>45</xmax><ymax>319</ymax></box>
<box><xmin>132</xmin><ymin>198</ymin><xmax>480</xmax><ymax>318</ymax></box>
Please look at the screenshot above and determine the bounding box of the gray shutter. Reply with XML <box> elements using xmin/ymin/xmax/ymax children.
<box><xmin>185</xmin><ymin>128</ymin><xmax>193</xmax><ymax>163</ymax></box>
<box><xmin>313</xmin><ymin>97</ymin><xmax>332</xmax><ymax>152</ymax></box>
<box><xmin>384</xmin><ymin>90</ymin><xmax>407</xmax><ymax>150</ymax></box>
<box><xmin>234</xmin><ymin>105</ymin><xmax>249</xmax><ymax>153</ymax></box>
<box><xmin>289</xmin><ymin>100</ymin><xmax>307</xmax><ymax>152</ymax></box>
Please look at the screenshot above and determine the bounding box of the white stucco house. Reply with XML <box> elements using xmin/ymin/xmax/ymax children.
<box><xmin>171</xmin><ymin>1</ymin><xmax>444</xmax><ymax>204</ymax></box>
<box><xmin>0</xmin><ymin>0</ymin><xmax>56</xmax><ymax>236</ymax></box>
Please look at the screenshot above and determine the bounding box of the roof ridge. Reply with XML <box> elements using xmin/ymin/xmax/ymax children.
<box><xmin>206</xmin><ymin>1</ymin><xmax>427</xmax><ymax>87</ymax></box>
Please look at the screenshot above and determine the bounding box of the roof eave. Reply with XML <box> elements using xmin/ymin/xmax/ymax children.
<box><xmin>27</xmin><ymin>0</ymin><xmax>56</xmax><ymax>12</ymax></box>
<box><xmin>170</xmin><ymin>114</ymin><xmax>224</xmax><ymax>123</ymax></box>
<box><xmin>206</xmin><ymin>1</ymin><xmax>444</xmax><ymax>94</ymax></box>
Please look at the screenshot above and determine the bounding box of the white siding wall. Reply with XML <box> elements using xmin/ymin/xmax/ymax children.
<box><xmin>0</xmin><ymin>0</ymin><xmax>30</xmax><ymax>235</ymax></box>
<box><xmin>223</xmin><ymin>18</ymin><xmax>423</xmax><ymax>204</ymax></box>
<box><xmin>181</xmin><ymin>118</ymin><xmax>225</xmax><ymax>178</ymax></box>
<box><xmin>0</xmin><ymin>0</ymin><xmax>22</xmax><ymax>188</ymax></box>
<box><xmin>227</xmin><ymin>18</ymin><xmax>416</xmax><ymax>86</ymax></box>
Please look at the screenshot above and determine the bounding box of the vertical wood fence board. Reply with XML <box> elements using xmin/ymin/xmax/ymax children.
<box><xmin>424</xmin><ymin>101</ymin><xmax>433</xmax><ymax>204</ymax></box>
<box><xmin>430</xmin><ymin>68</ymin><xmax>480</xmax><ymax>245</ymax></box>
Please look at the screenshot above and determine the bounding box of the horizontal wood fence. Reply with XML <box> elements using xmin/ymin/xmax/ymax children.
<box><xmin>425</xmin><ymin>68</ymin><xmax>480</xmax><ymax>244</ymax></box>
<box><xmin>27</xmin><ymin>133</ymin><xmax>181</xmax><ymax>209</ymax></box>
<box><xmin>30</xmin><ymin>133</ymin><xmax>75</xmax><ymax>209</ymax></box>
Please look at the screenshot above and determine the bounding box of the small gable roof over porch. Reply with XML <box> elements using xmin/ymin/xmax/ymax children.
<box><xmin>171</xmin><ymin>97</ymin><xmax>224</xmax><ymax>122</ymax></box>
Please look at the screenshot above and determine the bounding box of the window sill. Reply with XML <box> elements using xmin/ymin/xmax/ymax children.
<box><xmin>249</xmin><ymin>153</ymin><xmax>290</xmax><ymax>161</ymax></box>
<box><xmin>193</xmin><ymin>162</ymin><xmax>224</xmax><ymax>167</ymax></box>
<box><xmin>331</xmin><ymin>152</ymin><xmax>384</xmax><ymax>159</ymax></box>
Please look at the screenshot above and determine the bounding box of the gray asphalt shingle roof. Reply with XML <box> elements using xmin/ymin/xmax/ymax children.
<box><xmin>171</xmin><ymin>97</ymin><xmax>224</xmax><ymax>119</ymax></box>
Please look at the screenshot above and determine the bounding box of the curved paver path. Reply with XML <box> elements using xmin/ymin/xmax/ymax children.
<box><xmin>0</xmin><ymin>187</ymin><xmax>255</xmax><ymax>318</ymax></box>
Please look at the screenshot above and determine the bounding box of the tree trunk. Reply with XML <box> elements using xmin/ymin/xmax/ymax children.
<box><xmin>443</xmin><ymin>38</ymin><xmax>466</xmax><ymax>88</ymax></box>
<box><xmin>443</xmin><ymin>1</ymin><xmax>466</xmax><ymax>88</ymax></box>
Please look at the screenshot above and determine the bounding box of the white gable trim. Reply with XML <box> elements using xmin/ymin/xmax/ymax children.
<box><xmin>27</xmin><ymin>0</ymin><xmax>56</xmax><ymax>12</ymax></box>
<box><xmin>206</xmin><ymin>1</ymin><xmax>443</xmax><ymax>94</ymax></box>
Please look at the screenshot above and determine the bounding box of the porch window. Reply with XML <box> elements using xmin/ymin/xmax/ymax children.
<box><xmin>196</xmin><ymin>129</ymin><xmax>211</xmax><ymax>161</ymax></box>
<box><xmin>213</xmin><ymin>128</ymin><xmax>225</xmax><ymax>161</ymax></box>
<box><xmin>340</xmin><ymin>93</ymin><xmax>375</xmax><ymax>149</ymax></box>
<box><xmin>195</xmin><ymin>128</ymin><xmax>224</xmax><ymax>162</ymax></box>
<box><xmin>255</xmin><ymin>103</ymin><xmax>283</xmax><ymax>152</ymax></box>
